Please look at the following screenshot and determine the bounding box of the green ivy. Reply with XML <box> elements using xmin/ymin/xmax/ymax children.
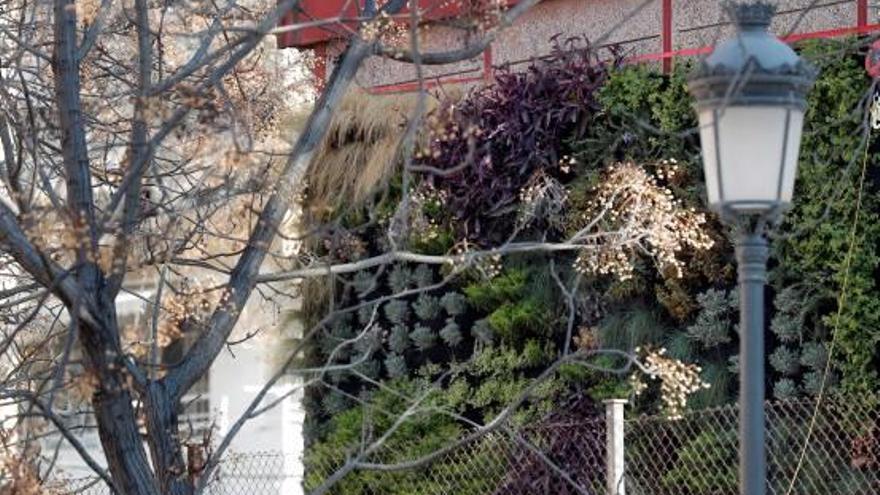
<box><xmin>772</xmin><ymin>39</ymin><xmax>880</xmax><ymax>394</ymax></box>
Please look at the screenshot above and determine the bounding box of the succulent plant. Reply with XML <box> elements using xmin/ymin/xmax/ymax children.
<box><xmin>769</xmin><ymin>345</ymin><xmax>800</xmax><ymax>376</ymax></box>
<box><xmin>413</xmin><ymin>294</ymin><xmax>442</xmax><ymax>321</ymax></box>
<box><xmin>388</xmin><ymin>265</ymin><xmax>413</xmax><ymax>294</ymax></box>
<box><xmin>413</xmin><ymin>264</ymin><xmax>435</xmax><ymax>288</ymax></box>
<box><xmin>410</xmin><ymin>325</ymin><xmax>437</xmax><ymax>351</ymax></box>
<box><xmin>384</xmin><ymin>354</ymin><xmax>408</xmax><ymax>378</ymax></box>
<box><xmin>326</xmin><ymin>368</ymin><xmax>346</xmax><ymax>384</ymax></box>
<box><xmin>320</xmin><ymin>334</ymin><xmax>352</xmax><ymax>362</ymax></box>
<box><xmin>354</xmin><ymin>358</ymin><xmax>381</xmax><ymax>380</ymax></box>
<box><xmin>330</xmin><ymin>319</ymin><xmax>355</xmax><ymax>339</ymax></box>
<box><xmin>472</xmin><ymin>319</ymin><xmax>494</xmax><ymax>345</ymax></box>
<box><xmin>687</xmin><ymin>289</ymin><xmax>736</xmax><ymax>348</ymax></box>
<box><xmin>388</xmin><ymin>324</ymin><xmax>410</xmax><ymax>354</ymax></box>
<box><xmin>800</xmin><ymin>342</ymin><xmax>828</xmax><ymax>371</ymax></box>
<box><xmin>319</xmin><ymin>333</ymin><xmax>339</xmax><ymax>356</ymax></box>
<box><xmin>770</xmin><ymin>313</ymin><xmax>801</xmax><ymax>344</ymax></box>
<box><xmin>329</xmin><ymin>311</ymin><xmax>353</xmax><ymax>328</ymax></box>
<box><xmin>384</xmin><ymin>299</ymin><xmax>410</xmax><ymax>324</ymax></box>
<box><xmin>354</xmin><ymin>327</ymin><xmax>382</xmax><ymax>355</ymax></box>
<box><xmin>802</xmin><ymin>370</ymin><xmax>837</xmax><ymax>396</ymax></box>
<box><xmin>352</xmin><ymin>270</ymin><xmax>377</xmax><ymax>296</ymax></box>
<box><xmin>413</xmin><ymin>265</ymin><xmax>434</xmax><ymax>289</ymax></box>
<box><xmin>440</xmin><ymin>292</ymin><xmax>468</xmax><ymax>316</ymax></box>
<box><xmin>357</xmin><ymin>304</ymin><xmax>377</xmax><ymax>325</ymax></box>
<box><xmin>773</xmin><ymin>378</ymin><xmax>799</xmax><ymax>400</ymax></box>
<box><xmin>440</xmin><ymin>319</ymin><xmax>463</xmax><ymax>347</ymax></box>
<box><xmin>727</xmin><ymin>355</ymin><xmax>739</xmax><ymax>374</ymax></box>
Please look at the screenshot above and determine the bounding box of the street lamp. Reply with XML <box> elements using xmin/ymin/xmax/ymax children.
<box><xmin>687</xmin><ymin>3</ymin><xmax>815</xmax><ymax>495</ymax></box>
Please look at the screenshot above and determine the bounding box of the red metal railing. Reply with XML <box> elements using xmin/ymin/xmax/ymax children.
<box><xmin>629</xmin><ymin>22</ymin><xmax>880</xmax><ymax>65</ymax></box>
<box><xmin>287</xmin><ymin>1</ymin><xmax>880</xmax><ymax>94</ymax></box>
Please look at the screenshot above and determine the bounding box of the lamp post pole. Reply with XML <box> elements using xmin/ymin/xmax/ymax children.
<box><xmin>686</xmin><ymin>2</ymin><xmax>816</xmax><ymax>492</ymax></box>
<box><xmin>736</xmin><ymin>228</ymin><xmax>769</xmax><ymax>495</ymax></box>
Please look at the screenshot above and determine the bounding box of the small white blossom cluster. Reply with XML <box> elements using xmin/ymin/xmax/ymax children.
<box><xmin>408</xmin><ymin>184</ymin><xmax>449</xmax><ymax>245</ymax></box>
<box><xmin>462</xmin><ymin>0</ymin><xmax>507</xmax><ymax>32</ymax></box>
<box><xmin>323</xmin><ymin>231</ymin><xmax>367</xmax><ymax>262</ymax></box>
<box><xmin>558</xmin><ymin>155</ymin><xmax>577</xmax><ymax>174</ymax></box>
<box><xmin>411</xmin><ymin>183</ymin><xmax>449</xmax><ymax>206</ymax></box>
<box><xmin>654</xmin><ymin>158</ymin><xmax>681</xmax><ymax>181</ymax></box>
<box><xmin>417</xmin><ymin>107</ymin><xmax>482</xmax><ymax>160</ymax></box>
<box><xmin>573</xmin><ymin>161</ymin><xmax>714</xmax><ymax>281</ymax></box>
<box><xmin>475</xmin><ymin>253</ymin><xmax>503</xmax><ymax>279</ymax></box>
<box><xmin>517</xmin><ymin>172</ymin><xmax>568</xmax><ymax>229</ymax></box>
<box><xmin>631</xmin><ymin>347</ymin><xmax>711</xmax><ymax>420</ymax></box>
<box><xmin>360</xmin><ymin>11</ymin><xmax>407</xmax><ymax>44</ymax></box>
<box><xmin>446</xmin><ymin>239</ymin><xmax>502</xmax><ymax>279</ymax></box>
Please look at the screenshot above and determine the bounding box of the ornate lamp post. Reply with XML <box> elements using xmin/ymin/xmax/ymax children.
<box><xmin>687</xmin><ymin>3</ymin><xmax>815</xmax><ymax>495</ymax></box>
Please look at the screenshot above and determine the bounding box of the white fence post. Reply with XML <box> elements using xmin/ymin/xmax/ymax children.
<box><xmin>605</xmin><ymin>399</ymin><xmax>627</xmax><ymax>495</ymax></box>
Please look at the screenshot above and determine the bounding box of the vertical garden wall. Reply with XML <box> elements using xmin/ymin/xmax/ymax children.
<box><xmin>295</xmin><ymin>37</ymin><xmax>880</xmax><ymax>493</ymax></box>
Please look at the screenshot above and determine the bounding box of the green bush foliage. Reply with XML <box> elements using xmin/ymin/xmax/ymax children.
<box><xmin>303</xmin><ymin>379</ymin><xmax>467</xmax><ymax>494</ymax></box>
<box><xmin>661</xmin><ymin>430</ymin><xmax>738</xmax><ymax>492</ymax></box>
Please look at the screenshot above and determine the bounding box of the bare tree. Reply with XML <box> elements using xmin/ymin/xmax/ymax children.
<box><xmin>0</xmin><ymin>0</ymin><xmax>719</xmax><ymax>493</ymax></box>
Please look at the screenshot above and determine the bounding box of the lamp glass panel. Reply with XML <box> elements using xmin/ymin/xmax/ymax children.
<box><xmin>702</xmin><ymin>106</ymin><xmax>789</xmax><ymax>211</ymax></box>
<box><xmin>697</xmin><ymin>109</ymin><xmax>720</xmax><ymax>207</ymax></box>
<box><xmin>779</xmin><ymin>109</ymin><xmax>805</xmax><ymax>203</ymax></box>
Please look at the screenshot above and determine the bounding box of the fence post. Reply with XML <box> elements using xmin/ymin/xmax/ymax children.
<box><xmin>604</xmin><ymin>399</ymin><xmax>627</xmax><ymax>495</ymax></box>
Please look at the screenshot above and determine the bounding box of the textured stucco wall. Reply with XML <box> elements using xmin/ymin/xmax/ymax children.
<box><xmin>675</xmin><ymin>0</ymin><xmax>856</xmax><ymax>51</ymax></box>
<box><xmin>355</xmin><ymin>24</ymin><xmax>487</xmax><ymax>88</ymax></box>
<box><xmin>492</xmin><ymin>0</ymin><xmax>662</xmax><ymax>66</ymax></box>
<box><xmin>343</xmin><ymin>0</ymin><xmax>864</xmax><ymax>90</ymax></box>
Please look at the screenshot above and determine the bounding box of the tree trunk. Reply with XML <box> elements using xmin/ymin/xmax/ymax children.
<box><xmin>144</xmin><ymin>382</ymin><xmax>193</xmax><ymax>495</ymax></box>
<box><xmin>91</xmin><ymin>375</ymin><xmax>160</xmax><ymax>495</ymax></box>
<box><xmin>78</xmin><ymin>303</ymin><xmax>159</xmax><ymax>494</ymax></box>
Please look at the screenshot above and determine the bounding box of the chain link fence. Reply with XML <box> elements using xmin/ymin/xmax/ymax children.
<box><xmin>57</xmin><ymin>452</ymin><xmax>300</xmax><ymax>495</ymax></box>
<box><xmin>626</xmin><ymin>395</ymin><xmax>880</xmax><ymax>494</ymax></box>
<box><xmin>303</xmin><ymin>418</ymin><xmax>607</xmax><ymax>494</ymax></box>
<box><xmin>52</xmin><ymin>395</ymin><xmax>878</xmax><ymax>495</ymax></box>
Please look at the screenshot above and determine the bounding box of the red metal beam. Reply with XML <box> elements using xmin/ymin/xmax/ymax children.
<box><xmin>858</xmin><ymin>0</ymin><xmax>869</xmax><ymax>28</ymax></box>
<box><xmin>482</xmin><ymin>45</ymin><xmax>494</xmax><ymax>82</ymax></box>
<box><xmin>277</xmin><ymin>8</ymin><xmax>297</xmax><ymax>49</ymax></box>
<box><xmin>311</xmin><ymin>44</ymin><xmax>328</xmax><ymax>92</ymax></box>
<box><xmin>629</xmin><ymin>22</ymin><xmax>880</xmax><ymax>65</ymax></box>
<box><xmin>661</xmin><ymin>0</ymin><xmax>673</xmax><ymax>74</ymax></box>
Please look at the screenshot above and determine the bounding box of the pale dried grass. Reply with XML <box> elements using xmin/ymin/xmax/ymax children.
<box><xmin>303</xmin><ymin>89</ymin><xmax>442</xmax><ymax>217</ymax></box>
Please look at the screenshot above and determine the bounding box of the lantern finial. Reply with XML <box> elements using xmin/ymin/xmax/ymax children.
<box><xmin>724</xmin><ymin>1</ymin><xmax>775</xmax><ymax>30</ymax></box>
